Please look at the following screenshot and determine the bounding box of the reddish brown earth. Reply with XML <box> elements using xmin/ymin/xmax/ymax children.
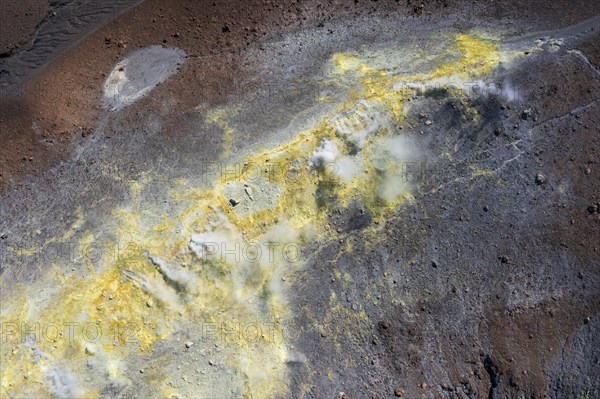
<box><xmin>2</xmin><ymin>0</ymin><xmax>599</xmax><ymax>194</ymax></box>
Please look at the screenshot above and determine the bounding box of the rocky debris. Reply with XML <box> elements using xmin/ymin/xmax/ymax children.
<box><xmin>0</xmin><ymin>233</ymin><xmax>7</xmax><ymax>239</ymax></box>
<box><xmin>394</xmin><ymin>387</ymin><xmax>405</xmax><ymax>397</ymax></box>
<box><xmin>441</xmin><ymin>383</ymin><xmax>454</xmax><ymax>391</ymax></box>
<box><xmin>104</xmin><ymin>36</ymin><xmax>127</xmax><ymax>49</ymax></box>
<box><xmin>535</xmin><ymin>173</ymin><xmax>547</xmax><ymax>185</ymax></box>
<box><xmin>587</xmin><ymin>202</ymin><xmax>600</xmax><ymax>214</ymax></box>
<box><xmin>185</xmin><ymin>341</ymin><xmax>194</xmax><ymax>348</ymax></box>
<box><xmin>229</xmin><ymin>198</ymin><xmax>240</xmax><ymax>207</ymax></box>
<box><xmin>146</xmin><ymin>299</ymin><xmax>154</xmax><ymax>307</ymax></box>
<box><xmin>500</xmin><ymin>255</ymin><xmax>510</xmax><ymax>264</ymax></box>
<box><xmin>431</xmin><ymin>260</ymin><xmax>438</xmax><ymax>268</ymax></box>
<box><xmin>521</xmin><ymin>108</ymin><xmax>533</xmax><ymax>120</ymax></box>
<box><xmin>1</xmin><ymin>1</ymin><xmax>599</xmax><ymax>398</ymax></box>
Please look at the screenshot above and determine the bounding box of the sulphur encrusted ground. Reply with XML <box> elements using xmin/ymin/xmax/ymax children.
<box><xmin>1</xmin><ymin>2</ymin><xmax>599</xmax><ymax>399</ymax></box>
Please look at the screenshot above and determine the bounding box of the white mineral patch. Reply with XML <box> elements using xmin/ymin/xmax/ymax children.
<box><xmin>103</xmin><ymin>45</ymin><xmax>186</xmax><ymax>111</ymax></box>
<box><xmin>221</xmin><ymin>180</ymin><xmax>282</xmax><ymax>217</ymax></box>
<box><xmin>330</xmin><ymin>100</ymin><xmax>389</xmax><ymax>148</ymax></box>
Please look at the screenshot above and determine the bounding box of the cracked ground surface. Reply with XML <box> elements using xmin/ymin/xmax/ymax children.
<box><xmin>1</xmin><ymin>1</ymin><xmax>599</xmax><ymax>398</ymax></box>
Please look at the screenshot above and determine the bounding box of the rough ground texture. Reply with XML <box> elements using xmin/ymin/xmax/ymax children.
<box><xmin>1</xmin><ymin>1</ymin><xmax>599</xmax><ymax>399</ymax></box>
<box><xmin>289</xmin><ymin>38</ymin><xmax>600</xmax><ymax>399</ymax></box>
<box><xmin>0</xmin><ymin>0</ymin><xmax>48</xmax><ymax>56</ymax></box>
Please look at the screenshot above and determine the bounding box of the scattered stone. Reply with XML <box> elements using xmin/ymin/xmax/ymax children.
<box><xmin>431</xmin><ymin>260</ymin><xmax>438</xmax><ymax>268</ymax></box>
<box><xmin>146</xmin><ymin>299</ymin><xmax>154</xmax><ymax>307</ymax></box>
<box><xmin>584</xmin><ymin>168</ymin><xmax>591</xmax><ymax>175</ymax></box>
<box><xmin>394</xmin><ymin>387</ymin><xmax>405</xmax><ymax>397</ymax></box>
<box><xmin>85</xmin><ymin>344</ymin><xmax>96</xmax><ymax>356</ymax></box>
<box><xmin>140</xmin><ymin>369</ymin><xmax>144</xmax><ymax>373</ymax></box>
<box><xmin>0</xmin><ymin>233</ymin><xmax>7</xmax><ymax>239</ymax></box>
<box><xmin>521</xmin><ymin>109</ymin><xmax>533</xmax><ymax>120</ymax></box>
<box><xmin>483</xmin><ymin>205</ymin><xmax>489</xmax><ymax>212</ymax></box>
<box><xmin>535</xmin><ymin>173</ymin><xmax>547</xmax><ymax>185</ymax></box>
<box><xmin>185</xmin><ymin>341</ymin><xmax>194</xmax><ymax>348</ymax></box>
<box><xmin>421</xmin><ymin>382</ymin><xmax>428</xmax><ymax>389</ymax></box>
<box><xmin>584</xmin><ymin>317</ymin><xmax>591</xmax><ymax>324</ymax></box>
<box><xmin>441</xmin><ymin>383</ymin><xmax>454</xmax><ymax>391</ymax></box>
<box><xmin>500</xmin><ymin>255</ymin><xmax>510</xmax><ymax>264</ymax></box>
<box><xmin>424</xmin><ymin>120</ymin><xmax>432</xmax><ymax>125</ymax></box>
<box><xmin>587</xmin><ymin>203</ymin><xmax>599</xmax><ymax>214</ymax></box>
<box><xmin>173</xmin><ymin>32</ymin><xmax>180</xmax><ymax>38</ymax></box>
<box><xmin>222</xmin><ymin>25</ymin><xmax>230</xmax><ymax>33</ymax></box>
<box><xmin>229</xmin><ymin>198</ymin><xmax>240</xmax><ymax>207</ymax></box>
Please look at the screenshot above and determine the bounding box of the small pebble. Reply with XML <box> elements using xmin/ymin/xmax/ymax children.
<box><xmin>535</xmin><ymin>173</ymin><xmax>547</xmax><ymax>185</ymax></box>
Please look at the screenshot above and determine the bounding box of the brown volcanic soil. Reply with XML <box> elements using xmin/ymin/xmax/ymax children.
<box><xmin>1</xmin><ymin>0</ymin><xmax>600</xmax><ymax>194</ymax></box>
<box><xmin>0</xmin><ymin>0</ymin><xmax>48</xmax><ymax>56</ymax></box>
